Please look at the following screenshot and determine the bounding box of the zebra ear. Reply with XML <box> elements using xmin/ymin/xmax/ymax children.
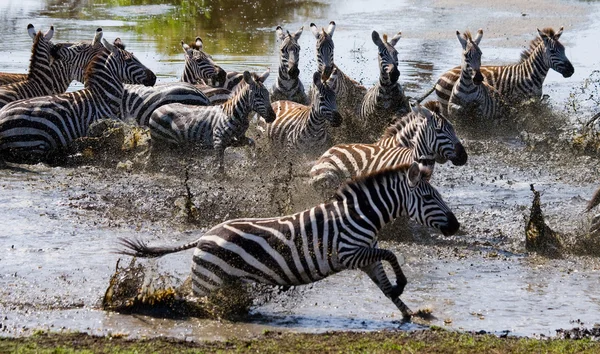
<box><xmin>257</xmin><ymin>68</ymin><xmax>270</xmax><ymax>83</ymax></box>
<box><xmin>243</xmin><ymin>71</ymin><xmax>254</xmax><ymax>84</ymax></box>
<box><xmin>102</xmin><ymin>37</ymin><xmax>118</xmax><ymax>55</ymax></box>
<box><xmin>555</xmin><ymin>26</ymin><xmax>564</xmax><ymax>40</ymax></box>
<box><xmin>389</xmin><ymin>32</ymin><xmax>402</xmax><ymax>47</ymax></box>
<box><xmin>276</xmin><ymin>26</ymin><xmax>286</xmax><ymax>41</ymax></box>
<box><xmin>537</xmin><ymin>28</ymin><xmax>549</xmax><ymax>41</ymax></box>
<box><xmin>372</xmin><ymin>31</ymin><xmax>384</xmax><ymax>47</ymax></box>
<box><xmin>407</xmin><ymin>162</ymin><xmax>422</xmax><ymax>188</ymax></box>
<box><xmin>313</xmin><ymin>71</ymin><xmax>323</xmax><ymax>88</ymax></box>
<box><xmin>456</xmin><ymin>30</ymin><xmax>467</xmax><ymax>50</ymax></box>
<box><xmin>194</xmin><ymin>37</ymin><xmax>204</xmax><ymax>50</ymax></box>
<box><xmin>326</xmin><ymin>21</ymin><xmax>336</xmax><ymax>37</ymax></box>
<box><xmin>310</xmin><ymin>23</ymin><xmax>320</xmax><ymax>39</ymax></box>
<box><xmin>292</xmin><ymin>26</ymin><xmax>304</xmax><ymax>41</ymax></box>
<box><xmin>92</xmin><ymin>28</ymin><xmax>103</xmax><ymax>46</ymax></box>
<box><xmin>473</xmin><ymin>29</ymin><xmax>483</xmax><ymax>46</ymax></box>
<box><xmin>27</xmin><ymin>24</ymin><xmax>36</xmax><ymax>39</ymax></box>
<box><xmin>44</xmin><ymin>25</ymin><xmax>54</xmax><ymax>41</ymax></box>
<box><xmin>181</xmin><ymin>41</ymin><xmax>193</xmax><ymax>57</ymax></box>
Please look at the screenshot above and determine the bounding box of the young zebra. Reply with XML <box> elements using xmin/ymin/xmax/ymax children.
<box><xmin>148</xmin><ymin>70</ymin><xmax>276</xmax><ymax>173</ymax></box>
<box><xmin>266</xmin><ymin>71</ymin><xmax>342</xmax><ymax>154</ymax></box>
<box><xmin>118</xmin><ymin>162</ymin><xmax>460</xmax><ymax>320</ymax></box>
<box><xmin>0</xmin><ymin>38</ymin><xmax>156</xmax><ymax>165</ymax></box>
<box><xmin>432</xmin><ymin>27</ymin><xmax>574</xmax><ymax>107</ymax></box>
<box><xmin>359</xmin><ymin>31</ymin><xmax>410</xmax><ymax>139</ymax></box>
<box><xmin>309</xmin><ymin>21</ymin><xmax>367</xmax><ymax>142</ymax></box>
<box><xmin>309</xmin><ymin>103</ymin><xmax>467</xmax><ymax>191</ymax></box>
<box><xmin>270</xmin><ymin>26</ymin><xmax>308</xmax><ymax>104</ymax></box>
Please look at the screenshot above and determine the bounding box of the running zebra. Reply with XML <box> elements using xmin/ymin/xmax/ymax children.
<box><xmin>359</xmin><ymin>30</ymin><xmax>410</xmax><ymax>140</ymax></box>
<box><xmin>148</xmin><ymin>69</ymin><xmax>276</xmax><ymax>173</ymax></box>
<box><xmin>0</xmin><ymin>38</ymin><xmax>156</xmax><ymax>165</ymax></box>
<box><xmin>270</xmin><ymin>25</ymin><xmax>308</xmax><ymax>104</ymax></box>
<box><xmin>266</xmin><ymin>71</ymin><xmax>342</xmax><ymax>154</ymax></box>
<box><xmin>376</xmin><ymin>101</ymin><xmax>444</xmax><ymax>149</ymax></box>
<box><xmin>309</xmin><ymin>21</ymin><xmax>367</xmax><ymax>142</ymax></box>
<box><xmin>309</xmin><ymin>103</ymin><xmax>467</xmax><ymax>191</ymax></box>
<box><xmin>118</xmin><ymin>162</ymin><xmax>460</xmax><ymax>320</ymax></box>
<box><xmin>430</xmin><ymin>27</ymin><xmax>574</xmax><ymax>108</ymax></box>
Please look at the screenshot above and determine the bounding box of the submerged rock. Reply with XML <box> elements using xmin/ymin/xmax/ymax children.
<box><xmin>525</xmin><ymin>184</ymin><xmax>563</xmax><ymax>258</ymax></box>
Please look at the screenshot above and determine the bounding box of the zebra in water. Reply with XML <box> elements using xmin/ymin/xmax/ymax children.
<box><xmin>0</xmin><ymin>38</ymin><xmax>156</xmax><ymax>165</ymax></box>
<box><xmin>376</xmin><ymin>101</ymin><xmax>445</xmax><ymax>149</ymax></box>
<box><xmin>429</xmin><ymin>27</ymin><xmax>574</xmax><ymax>108</ymax></box>
<box><xmin>118</xmin><ymin>162</ymin><xmax>460</xmax><ymax>320</ymax></box>
<box><xmin>270</xmin><ymin>25</ymin><xmax>308</xmax><ymax>104</ymax></box>
<box><xmin>266</xmin><ymin>71</ymin><xmax>342</xmax><ymax>154</ymax></box>
<box><xmin>309</xmin><ymin>21</ymin><xmax>367</xmax><ymax>142</ymax></box>
<box><xmin>309</xmin><ymin>102</ymin><xmax>467</xmax><ymax>191</ymax></box>
<box><xmin>148</xmin><ymin>69</ymin><xmax>276</xmax><ymax>173</ymax></box>
<box><xmin>359</xmin><ymin>30</ymin><xmax>410</xmax><ymax>140</ymax></box>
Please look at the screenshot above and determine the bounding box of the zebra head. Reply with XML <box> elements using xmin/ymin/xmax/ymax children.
<box><xmin>243</xmin><ymin>69</ymin><xmax>276</xmax><ymax>123</ymax></box>
<box><xmin>312</xmin><ymin>71</ymin><xmax>342</xmax><ymax>127</ymax></box>
<box><xmin>101</xmin><ymin>38</ymin><xmax>156</xmax><ymax>86</ymax></box>
<box><xmin>537</xmin><ymin>27</ymin><xmax>574</xmax><ymax>78</ymax></box>
<box><xmin>372</xmin><ymin>31</ymin><xmax>401</xmax><ymax>84</ymax></box>
<box><xmin>50</xmin><ymin>28</ymin><xmax>106</xmax><ymax>83</ymax></box>
<box><xmin>417</xmin><ymin>101</ymin><xmax>468</xmax><ymax>166</ymax></box>
<box><xmin>276</xmin><ymin>26</ymin><xmax>303</xmax><ymax>80</ymax></box>
<box><xmin>456</xmin><ymin>29</ymin><xmax>483</xmax><ymax>85</ymax></box>
<box><xmin>25</xmin><ymin>25</ymin><xmax>55</xmax><ymax>82</ymax></box>
<box><xmin>181</xmin><ymin>37</ymin><xmax>226</xmax><ymax>86</ymax></box>
<box><xmin>310</xmin><ymin>21</ymin><xmax>336</xmax><ymax>79</ymax></box>
<box><xmin>403</xmin><ymin>162</ymin><xmax>460</xmax><ymax>236</ymax></box>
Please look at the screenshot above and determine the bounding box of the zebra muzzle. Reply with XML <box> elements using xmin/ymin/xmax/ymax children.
<box><xmin>473</xmin><ymin>70</ymin><xmax>483</xmax><ymax>85</ymax></box>
<box><xmin>143</xmin><ymin>69</ymin><xmax>157</xmax><ymax>86</ymax></box>
<box><xmin>329</xmin><ymin>111</ymin><xmax>343</xmax><ymax>127</ymax></box>
<box><xmin>439</xmin><ymin>212</ymin><xmax>460</xmax><ymax>236</ymax></box>
<box><xmin>450</xmin><ymin>142</ymin><xmax>468</xmax><ymax>166</ymax></box>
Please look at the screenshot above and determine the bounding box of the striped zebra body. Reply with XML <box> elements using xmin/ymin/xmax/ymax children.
<box><xmin>270</xmin><ymin>26</ymin><xmax>308</xmax><ymax>104</ymax></box>
<box><xmin>435</xmin><ymin>27</ymin><xmax>574</xmax><ymax>115</ymax></box>
<box><xmin>0</xmin><ymin>73</ymin><xmax>27</xmax><ymax>86</ymax></box>
<box><xmin>119</xmin><ymin>162</ymin><xmax>461</xmax><ymax>319</ymax></box>
<box><xmin>194</xmin><ymin>84</ymin><xmax>233</xmax><ymax>105</ymax></box>
<box><xmin>266</xmin><ymin>71</ymin><xmax>342</xmax><ymax>153</ymax></box>
<box><xmin>0</xmin><ymin>38</ymin><xmax>156</xmax><ymax>164</ymax></box>
<box><xmin>148</xmin><ymin>70</ymin><xmax>276</xmax><ymax>172</ymax></box>
<box><xmin>120</xmin><ymin>83</ymin><xmax>210</xmax><ymax>126</ymax></box>
<box><xmin>310</xmin><ymin>104</ymin><xmax>467</xmax><ymax>190</ymax></box>
<box><xmin>360</xmin><ymin>31</ymin><xmax>410</xmax><ymax>139</ymax></box>
<box><xmin>376</xmin><ymin>101</ymin><xmax>442</xmax><ymax>149</ymax></box>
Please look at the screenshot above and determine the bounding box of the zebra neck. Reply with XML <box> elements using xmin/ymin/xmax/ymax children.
<box><xmin>181</xmin><ymin>65</ymin><xmax>199</xmax><ymax>84</ymax></box>
<box><xmin>308</xmin><ymin>103</ymin><xmax>327</xmax><ymax>129</ymax></box>
<box><xmin>516</xmin><ymin>43</ymin><xmax>550</xmax><ymax>83</ymax></box>
<box><xmin>276</xmin><ymin>73</ymin><xmax>300</xmax><ymax>92</ymax></box>
<box><xmin>48</xmin><ymin>60</ymin><xmax>74</xmax><ymax>94</ymax></box>
<box><xmin>222</xmin><ymin>84</ymin><xmax>252</xmax><ymax>121</ymax></box>
<box><xmin>84</xmin><ymin>56</ymin><xmax>124</xmax><ymax>117</ymax></box>
<box><xmin>410</xmin><ymin>122</ymin><xmax>435</xmax><ymax>161</ymax></box>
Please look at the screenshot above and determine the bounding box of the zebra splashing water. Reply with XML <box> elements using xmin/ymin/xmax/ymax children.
<box><xmin>0</xmin><ymin>38</ymin><xmax>156</xmax><ymax>165</ymax></box>
<box><xmin>148</xmin><ymin>69</ymin><xmax>276</xmax><ymax>173</ymax></box>
<box><xmin>359</xmin><ymin>31</ymin><xmax>410</xmax><ymax>140</ymax></box>
<box><xmin>431</xmin><ymin>27</ymin><xmax>574</xmax><ymax>112</ymax></box>
<box><xmin>309</xmin><ymin>101</ymin><xmax>467</xmax><ymax>191</ymax></box>
<box><xmin>118</xmin><ymin>162</ymin><xmax>460</xmax><ymax>320</ymax></box>
<box><xmin>266</xmin><ymin>71</ymin><xmax>342</xmax><ymax>154</ymax></box>
<box><xmin>270</xmin><ymin>25</ymin><xmax>308</xmax><ymax>104</ymax></box>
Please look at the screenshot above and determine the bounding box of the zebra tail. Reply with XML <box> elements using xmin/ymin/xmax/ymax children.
<box><xmin>116</xmin><ymin>237</ymin><xmax>199</xmax><ymax>258</ymax></box>
<box><xmin>414</xmin><ymin>84</ymin><xmax>436</xmax><ymax>103</ymax></box>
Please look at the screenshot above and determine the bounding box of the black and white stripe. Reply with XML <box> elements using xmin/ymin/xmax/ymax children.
<box><xmin>118</xmin><ymin>162</ymin><xmax>460</xmax><ymax>320</ymax></box>
<box><xmin>266</xmin><ymin>71</ymin><xmax>342</xmax><ymax>153</ymax></box>
<box><xmin>148</xmin><ymin>70</ymin><xmax>276</xmax><ymax>172</ymax></box>
<box><xmin>270</xmin><ymin>25</ymin><xmax>308</xmax><ymax>104</ymax></box>
<box><xmin>0</xmin><ymin>38</ymin><xmax>156</xmax><ymax>164</ymax></box>
<box><xmin>180</xmin><ymin>37</ymin><xmax>225</xmax><ymax>86</ymax></box>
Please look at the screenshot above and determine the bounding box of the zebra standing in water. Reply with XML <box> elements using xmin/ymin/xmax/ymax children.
<box><xmin>266</xmin><ymin>71</ymin><xmax>342</xmax><ymax>154</ymax></box>
<box><xmin>309</xmin><ymin>21</ymin><xmax>367</xmax><ymax>142</ymax></box>
<box><xmin>431</xmin><ymin>27</ymin><xmax>574</xmax><ymax>109</ymax></box>
<box><xmin>118</xmin><ymin>162</ymin><xmax>460</xmax><ymax>320</ymax></box>
<box><xmin>270</xmin><ymin>26</ymin><xmax>308</xmax><ymax>104</ymax></box>
<box><xmin>0</xmin><ymin>38</ymin><xmax>156</xmax><ymax>165</ymax></box>
<box><xmin>359</xmin><ymin>31</ymin><xmax>410</xmax><ymax>140</ymax></box>
<box><xmin>148</xmin><ymin>69</ymin><xmax>276</xmax><ymax>173</ymax></box>
<box><xmin>309</xmin><ymin>102</ymin><xmax>467</xmax><ymax>191</ymax></box>
<box><xmin>376</xmin><ymin>101</ymin><xmax>445</xmax><ymax>149</ymax></box>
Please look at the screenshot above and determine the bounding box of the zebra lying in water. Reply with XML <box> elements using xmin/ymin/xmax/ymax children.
<box><xmin>118</xmin><ymin>162</ymin><xmax>460</xmax><ymax>320</ymax></box>
<box><xmin>148</xmin><ymin>69</ymin><xmax>276</xmax><ymax>174</ymax></box>
<box><xmin>309</xmin><ymin>101</ymin><xmax>467</xmax><ymax>192</ymax></box>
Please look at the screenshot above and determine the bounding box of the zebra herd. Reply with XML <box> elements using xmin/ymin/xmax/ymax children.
<box><xmin>0</xmin><ymin>21</ymin><xmax>575</xmax><ymax>320</ymax></box>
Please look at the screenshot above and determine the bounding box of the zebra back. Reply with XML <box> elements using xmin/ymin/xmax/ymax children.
<box><xmin>271</xmin><ymin>25</ymin><xmax>308</xmax><ymax>104</ymax></box>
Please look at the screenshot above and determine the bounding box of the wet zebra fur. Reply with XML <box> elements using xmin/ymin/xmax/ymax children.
<box><xmin>118</xmin><ymin>162</ymin><xmax>461</xmax><ymax>320</ymax></box>
<box><xmin>359</xmin><ymin>31</ymin><xmax>410</xmax><ymax>140</ymax></box>
<box><xmin>148</xmin><ymin>70</ymin><xmax>276</xmax><ymax>172</ymax></box>
<box><xmin>266</xmin><ymin>71</ymin><xmax>342</xmax><ymax>154</ymax></box>
<box><xmin>270</xmin><ymin>25</ymin><xmax>308</xmax><ymax>104</ymax></box>
<box><xmin>309</xmin><ymin>102</ymin><xmax>467</xmax><ymax>191</ymax></box>
<box><xmin>0</xmin><ymin>38</ymin><xmax>156</xmax><ymax>164</ymax></box>
<box><xmin>433</xmin><ymin>27</ymin><xmax>574</xmax><ymax>112</ymax></box>
<box><xmin>376</xmin><ymin>101</ymin><xmax>443</xmax><ymax>149</ymax></box>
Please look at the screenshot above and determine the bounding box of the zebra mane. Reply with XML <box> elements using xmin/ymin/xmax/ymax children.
<box><xmin>335</xmin><ymin>163</ymin><xmax>412</xmax><ymax>202</ymax></box>
<box><xmin>27</xmin><ymin>31</ymin><xmax>49</xmax><ymax>78</ymax></box>
<box><xmin>379</xmin><ymin>101</ymin><xmax>440</xmax><ymax>141</ymax></box>
<box><xmin>83</xmin><ymin>50</ymin><xmax>109</xmax><ymax>84</ymax></box>
<box><xmin>462</xmin><ymin>31</ymin><xmax>474</xmax><ymax>41</ymax></box>
<box><xmin>520</xmin><ymin>28</ymin><xmax>555</xmax><ymax>62</ymax></box>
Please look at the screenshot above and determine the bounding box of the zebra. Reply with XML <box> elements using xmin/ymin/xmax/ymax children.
<box><xmin>266</xmin><ymin>71</ymin><xmax>342</xmax><ymax>154</ymax></box>
<box><xmin>309</xmin><ymin>102</ymin><xmax>467</xmax><ymax>191</ymax></box>
<box><xmin>376</xmin><ymin>101</ymin><xmax>444</xmax><ymax>149</ymax></box>
<box><xmin>118</xmin><ymin>161</ymin><xmax>460</xmax><ymax>320</ymax></box>
<box><xmin>0</xmin><ymin>38</ymin><xmax>156</xmax><ymax>165</ymax></box>
<box><xmin>309</xmin><ymin>21</ymin><xmax>367</xmax><ymax>142</ymax></box>
<box><xmin>429</xmin><ymin>27</ymin><xmax>574</xmax><ymax>108</ymax></box>
<box><xmin>180</xmin><ymin>37</ymin><xmax>226</xmax><ymax>87</ymax></box>
<box><xmin>359</xmin><ymin>31</ymin><xmax>410</xmax><ymax>140</ymax></box>
<box><xmin>270</xmin><ymin>25</ymin><xmax>308</xmax><ymax>104</ymax></box>
<box><xmin>148</xmin><ymin>69</ymin><xmax>276</xmax><ymax>173</ymax></box>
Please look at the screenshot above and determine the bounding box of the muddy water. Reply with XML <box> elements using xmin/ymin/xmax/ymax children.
<box><xmin>2</xmin><ymin>0</ymin><xmax>600</xmax><ymax>340</ymax></box>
